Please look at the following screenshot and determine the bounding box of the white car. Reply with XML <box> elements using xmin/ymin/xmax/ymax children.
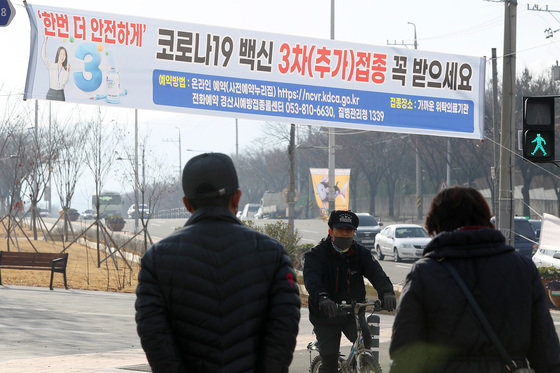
<box><xmin>533</xmin><ymin>248</ymin><xmax>560</xmax><ymax>269</ymax></box>
<box><xmin>128</xmin><ymin>204</ymin><xmax>150</xmax><ymax>219</ymax></box>
<box><xmin>532</xmin><ymin>213</ymin><xmax>560</xmax><ymax>270</ymax></box>
<box><xmin>374</xmin><ymin>224</ymin><xmax>431</xmax><ymax>262</ymax></box>
<box><xmin>239</xmin><ymin>203</ymin><xmax>261</xmax><ymax>219</ymax></box>
<box><xmin>81</xmin><ymin>209</ymin><xmax>94</xmax><ymax>220</ymax></box>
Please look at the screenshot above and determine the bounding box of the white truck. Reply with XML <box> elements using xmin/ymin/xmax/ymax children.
<box><xmin>260</xmin><ymin>191</ymin><xmax>288</xmax><ymax>219</ymax></box>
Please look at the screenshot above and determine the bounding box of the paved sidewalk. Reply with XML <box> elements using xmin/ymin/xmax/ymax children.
<box><xmin>0</xmin><ymin>285</ymin><xmax>151</xmax><ymax>372</ymax></box>
<box><xmin>2</xmin><ymin>349</ymin><xmax>149</xmax><ymax>372</ymax></box>
<box><xmin>3</xmin><ymin>284</ymin><xmax>553</xmax><ymax>372</ymax></box>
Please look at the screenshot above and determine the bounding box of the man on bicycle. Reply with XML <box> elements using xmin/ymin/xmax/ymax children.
<box><xmin>304</xmin><ymin>210</ymin><xmax>396</xmax><ymax>373</ymax></box>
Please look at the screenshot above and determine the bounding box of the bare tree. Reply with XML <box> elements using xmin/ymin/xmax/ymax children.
<box><xmin>2</xmin><ymin>128</ymin><xmax>34</xmax><ymax>251</ymax></box>
<box><xmin>119</xmin><ymin>135</ymin><xmax>170</xmax><ymax>252</ymax></box>
<box><xmin>51</xmin><ymin>117</ymin><xmax>87</xmax><ymax>241</ymax></box>
<box><xmin>21</xmin><ymin>121</ymin><xmax>60</xmax><ymax>240</ymax></box>
<box><xmin>83</xmin><ymin>109</ymin><xmax>124</xmax><ymax>267</ymax></box>
<box><xmin>0</xmin><ymin>92</ymin><xmax>26</xmax><ymax>215</ymax></box>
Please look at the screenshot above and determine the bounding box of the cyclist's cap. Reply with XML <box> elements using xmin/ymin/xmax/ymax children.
<box><xmin>182</xmin><ymin>152</ymin><xmax>239</xmax><ymax>199</ymax></box>
<box><xmin>328</xmin><ymin>210</ymin><xmax>359</xmax><ymax>230</ymax></box>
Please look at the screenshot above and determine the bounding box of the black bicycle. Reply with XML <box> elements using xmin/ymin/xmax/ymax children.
<box><xmin>307</xmin><ymin>299</ymin><xmax>383</xmax><ymax>373</ymax></box>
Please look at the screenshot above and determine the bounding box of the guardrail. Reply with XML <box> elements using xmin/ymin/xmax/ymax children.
<box><xmin>150</xmin><ymin>208</ymin><xmax>191</xmax><ymax>219</ymax></box>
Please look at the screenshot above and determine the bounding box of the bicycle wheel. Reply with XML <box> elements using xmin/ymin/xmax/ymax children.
<box><xmin>310</xmin><ymin>355</ymin><xmax>346</xmax><ymax>373</ymax></box>
<box><xmin>356</xmin><ymin>353</ymin><xmax>382</xmax><ymax>373</ymax></box>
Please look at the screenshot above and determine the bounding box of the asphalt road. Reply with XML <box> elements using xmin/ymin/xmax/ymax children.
<box><xmin>54</xmin><ymin>217</ymin><xmax>413</xmax><ymax>285</ymax></box>
<box><xmin>131</xmin><ymin>217</ymin><xmax>413</xmax><ymax>286</ymax></box>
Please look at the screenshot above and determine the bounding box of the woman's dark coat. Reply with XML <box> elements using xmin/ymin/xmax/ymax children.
<box><xmin>390</xmin><ymin>227</ymin><xmax>560</xmax><ymax>373</ymax></box>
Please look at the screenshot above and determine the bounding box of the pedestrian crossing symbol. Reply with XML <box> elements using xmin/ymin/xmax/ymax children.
<box><xmin>531</xmin><ymin>133</ymin><xmax>547</xmax><ymax>156</ymax></box>
<box><xmin>523</xmin><ymin>130</ymin><xmax>554</xmax><ymax>162</ymax></box>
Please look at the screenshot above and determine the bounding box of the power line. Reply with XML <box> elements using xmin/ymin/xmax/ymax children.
<box><xmin>527</xmin><ymin>3</ymin><xmax>560</xmax><ymax>38</ymax></box>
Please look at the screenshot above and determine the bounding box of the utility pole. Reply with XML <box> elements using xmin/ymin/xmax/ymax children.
<box><xmin>497</xmin><ymin>0</ymin><xmax>517</xmax><ymax>246</ymax></box>
<box><xmin>328</xmin><ymin>0</ymin><xmax>336</xmax><ymax>214</ymax></box>
<box><xmin>410</xmin><ymin>23</ymin><xmax>424</xmax><ymax>221</ymax></box>
<box><xmin>491</xmin><ymin>48</ymin><xmax>500</xmax><ymax>215</ymax></box>
<box><xmin>526</xmin><ymin>3</ymin><xmax>560</xmax><ymax>39</ymax></box>
<box><xmin>388</xmin><ymin>23</ymin><xmax>424</xmax><ymax>221</ymax></box>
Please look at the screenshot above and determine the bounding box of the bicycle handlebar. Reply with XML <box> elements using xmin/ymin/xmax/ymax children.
<box><xmin>337</xmin><ymin>299</ymin><xmax>382</xmax><ymax>313</ymax></box>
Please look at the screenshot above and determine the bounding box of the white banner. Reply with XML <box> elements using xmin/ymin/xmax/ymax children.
<box><xmin>25</xmin><ymin>3</ymin><xmax>485</xmax><ymax>139</ymax></box>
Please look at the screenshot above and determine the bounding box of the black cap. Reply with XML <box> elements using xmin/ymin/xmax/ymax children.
<box><xmin>182</xmin><ymin>153</ymin><xmax>239</xmax><ymax>199</ymax></box>
<box><xmin>328</xmin><ymin>210</ymin><xmax>359</xmax><ymax>229</ymax></box>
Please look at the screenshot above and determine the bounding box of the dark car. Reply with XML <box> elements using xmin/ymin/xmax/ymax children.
<box><xmin>529</xmin><ymin>219</ymin><xmax>542</xmax><ymax>240</ymax></box>
<box><xmin>354</xmin><ymin>213</ymin><xmax>383</xmax><ymax>252</ymax></box>
<box><xmin>514</xmin><ymin>217</ymin><xmax>539</xmax><ymax>257</ymax></box>
<box><xmin>59</xmin><ymin>208</ymin><xmax>80</xmax><ymax>221</ymax></box>
<box><xmin>491</xmin><ymin>216</ymin><xmax>538</xmax><ymax>258</ymax></box>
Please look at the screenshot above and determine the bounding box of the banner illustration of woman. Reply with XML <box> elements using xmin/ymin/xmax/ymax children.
<box><xmin>42</xmin><ymin>37</ymin><xmax>71</xmax><ymax>101</ymax></box>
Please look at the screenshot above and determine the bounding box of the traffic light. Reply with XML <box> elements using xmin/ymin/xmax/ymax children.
<box><xmin>522</xmin><ymin>96</ymin><xmax>555</xmax><ymax>162</ymax></box>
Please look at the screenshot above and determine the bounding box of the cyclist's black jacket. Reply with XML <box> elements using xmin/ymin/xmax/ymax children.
<box><xmin>390</xmin><ymin>227</ymin><xmax>560</xmax><ymax>373</ymax></box>
<box><xmin>304</xmin><ymin>236</ymin><xmax>394</xmax><ymax>325</ymax></box>
<box><xmin>135</xmin><ymin>206</ymin><xmax>301</xmax><ymax>373</ymax></box>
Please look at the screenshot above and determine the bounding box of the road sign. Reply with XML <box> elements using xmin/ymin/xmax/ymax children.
<box><xmin>0</xmin><ymin>0</ymin><xmax>15</xmax><ymax>27</ymax></box>
<box><xmin>282</xmin><ymin>187</ymin><xmax>299</xmax><ymax>203</ymax></box>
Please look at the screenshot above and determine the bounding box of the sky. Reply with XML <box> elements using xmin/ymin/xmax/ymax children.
<box><xmin>1</xmin><ymin>0</ymin><xmax>560</xmax><ymax>211</ymax></box>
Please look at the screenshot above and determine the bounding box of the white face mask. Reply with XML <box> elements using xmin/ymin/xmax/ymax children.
<box><xmin>332</xmin><ymin>236</ymin><xmax>353</xmax><ymax>253</ymax></box>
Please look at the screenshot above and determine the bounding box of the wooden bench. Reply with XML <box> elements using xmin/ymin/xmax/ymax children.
<box><xmin>0</xmin><ymin>251</ymin><xmax>68</xmax><ymax>290</ymax></box>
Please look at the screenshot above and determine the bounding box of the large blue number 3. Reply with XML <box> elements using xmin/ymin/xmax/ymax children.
<box><xmin>73</xmin><ymin>43</ymin><xmax>102</xmax><ymax>92</ymax></box>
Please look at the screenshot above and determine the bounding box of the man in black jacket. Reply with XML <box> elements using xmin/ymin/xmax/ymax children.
<box><xmin>135</xmin><ymin>153</ymin><xmax>301</xmax><ymax>373</ymax></box>
<box><xmin>304</xmin><ymin>210</ymin><xmax>396</xmax><ymax>373</ymax></box>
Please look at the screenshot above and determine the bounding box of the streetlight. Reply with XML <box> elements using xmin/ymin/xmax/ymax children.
<box><xmin>407</xmin><ymin>21</ymin><xmax>423</xmax><ymax>222</ymax></box>
<box><xmin>162</xmin><ymin>127</ymin><xmax>182</xmax><ymax>183</ymax></box>
<box><xmin>185</xmin><ymin>148</ymin><xmax>210</xmax><ymax>153</ymax></box>
<box><xmin>116</xmin><ymin>154</ymin><xmax>140</xmax><ymax>233</ymax></box>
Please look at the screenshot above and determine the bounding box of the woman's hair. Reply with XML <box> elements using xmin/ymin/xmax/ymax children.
<box><xmin>55</xmin><ymin>47</ymin><xmax>68</xmax><ymax>69</ymax></box>
<box><xmin>425</xmin><ymin>186</ymin><xmax>494</xmax><ymax>236</ymax></box>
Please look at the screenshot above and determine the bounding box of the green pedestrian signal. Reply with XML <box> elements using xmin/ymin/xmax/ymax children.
<box><xmin>524</xmin><ymin>130</ymin><xmax>554</xmax><ymax>161</ymax></box>
<box><xmin>531</xmin><ymin>133</ymin><xmax>547</xmax><ymax>156</ymax></box>
<box><xmin>522</xmin><ymin>97</ymin><xmax>555</xmax><ymax>163</ymax></box>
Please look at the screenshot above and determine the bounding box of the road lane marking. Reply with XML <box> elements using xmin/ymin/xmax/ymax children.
<box><xmin>396</xmin><ymin>264</ymin><xmax>412</xmax><ymax>269</ymax></box>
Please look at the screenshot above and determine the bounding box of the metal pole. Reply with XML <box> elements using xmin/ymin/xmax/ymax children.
<box><xmin>48</xmin><ymin>101</ymin><xmax>51</xmax><ymax>214</ymax></box>
<box><xmin>497</xmin><ymin>0</ymin><xmax>517</xmax><ymax>245</ymax></box>
<box><xmin>491</xmin><ymin>48</ymin><xmax>500</xmax><ymax>215</ymax></box>
<box><xmin>235</xmin><ymin>118</ymin><xmax>239</xmax><ymax>159</ymax></box>
<box><xmin>328</xmin><ymin>0</ymin><xmax>336</xmax><ymax>214</ymax></box>
<box><xmin>409</xmin><ymin>22</ymin><xmax>423</xmax><ymax>221</ymax></box>
<box><xmin>446</xmin><ymin>139</ymin><xmax>451</xmax><ymax>186</ymax></box>
<box><xmin>177</xmin><ymin>127</ymin><xmax>182</xmax><ymax>182</ymax></box>
<box><xmin>142</xmin><ymin>146</ymin><xmax>147</xmax><ymax>252</ymax></box>
<box><xmin>33</xmin><ymin>100</ymin><xmax>38</xmax><ymax>240</ymax></box>
<box><xmin>288</xmin><ymin>124</ymin><xmax>296</xmax><ymax>236</ymax></box>
<box><xmin>134</xmin><ymin>109</ymin><xmax>139</xmax><ymax>233</ymax></box>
